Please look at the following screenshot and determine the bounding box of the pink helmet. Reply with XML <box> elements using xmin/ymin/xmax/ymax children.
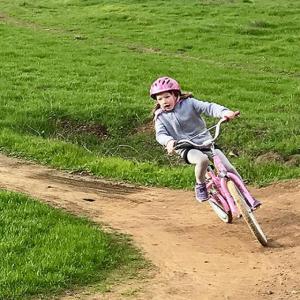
<box><xmin>150</xmin><ymin>76</ymin><xmax>181</xmax><ymax>99</ymax></box>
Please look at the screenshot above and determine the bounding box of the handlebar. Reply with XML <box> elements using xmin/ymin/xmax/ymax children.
<box><xmin>173</xmin><ymin>111</ymin><xmax>240</xmax><ymax>150</ymax></box>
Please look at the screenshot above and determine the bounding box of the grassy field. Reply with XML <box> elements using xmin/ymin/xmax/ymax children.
<box><xmin>0</xmin><ymin>190</ymin><xmax>145</xmax><ymax>300</ymax></box>
<box><xmin>0</xmin><ymin>0</ymin><xmax>299</xmax><ymax>188</ymax></box>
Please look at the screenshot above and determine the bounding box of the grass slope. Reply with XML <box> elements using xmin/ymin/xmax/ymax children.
<box><xmin>0</xmin><ymin>0</ymin><xmax>299</xmax><ymax>187</ymax></box>
<box><xmin>0</xmin><ymin>190</ymin><xmax>145</xmax><ymax>299</ymax></box>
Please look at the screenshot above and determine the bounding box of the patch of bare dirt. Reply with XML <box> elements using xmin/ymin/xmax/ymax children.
<box><xmin>0</xmin><ymin>154</ymin><xmax>299</xmax><ymax>300</ymax></box>
<box><xmin>285</xmin><ymin>154</ymin><xmax>300</xmax><ymax>167</ymax></box>
<box><xmin>255</xmin><ymin>151</ymin><xmax>285</xmax><ymax>164</ymax></box>
<box><xmin>55</xmin><ymin>118</ymin><xmax>108</xmax><ymax>139</ymax></box>
<box><xmin>255</xmin><ymin>151</ymin><xmax>300</xmax><ymax>167</ymax></box>
<box><xmin>135</xmin><ymin>120</ymin><xmax>155</xmax><ymax>135</ymax></box>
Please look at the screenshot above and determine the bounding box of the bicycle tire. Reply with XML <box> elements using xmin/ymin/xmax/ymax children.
<box><xmin>208</xmin><ymin>198</ymin><xmax>232</xmax><ymax>223</ymax></box>
<box><xmin>227</xmin><ymin>180</ymin><xmax>268</xmax><ymax>246</ymax></box>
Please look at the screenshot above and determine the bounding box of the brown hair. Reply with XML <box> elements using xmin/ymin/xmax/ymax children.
<box><xmin>152</xmin><ymin>91</ymin><xmax>193</xmax><ymax>117</ymax></box>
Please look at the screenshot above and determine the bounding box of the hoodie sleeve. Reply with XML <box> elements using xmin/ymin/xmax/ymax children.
<box><xmin>191</xmin><ymin>98</ymin><xmax>230</xmax><ymax>118</ymax></box>
<box><xmin>155</xmin><ymin>117</ymin><xmax>174</xmax><ymax>147</ymax></box>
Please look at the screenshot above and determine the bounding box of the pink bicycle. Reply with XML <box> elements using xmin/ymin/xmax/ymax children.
<box><xmin>174</xmin><ymin>114</ymin><xmax>268</xmax><ymax>246</ymax></box>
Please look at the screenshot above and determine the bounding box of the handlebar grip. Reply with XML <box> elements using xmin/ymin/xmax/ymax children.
<box><xmin>223</xmin><ymin>111</ymin><xmax>240</xmax><ymax>122</ymax></box>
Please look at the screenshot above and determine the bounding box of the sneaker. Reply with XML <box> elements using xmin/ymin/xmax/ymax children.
<box><xmin>195</xmin><ymin>183</ymin><xmax>208</xmax><ymax>202</ymax></box>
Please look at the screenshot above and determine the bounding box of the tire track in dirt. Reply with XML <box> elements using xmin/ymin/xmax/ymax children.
<box><xmin>0</xmin><ymin>154</ymin><xmax>299</xmax><ymax>300</ymax></box>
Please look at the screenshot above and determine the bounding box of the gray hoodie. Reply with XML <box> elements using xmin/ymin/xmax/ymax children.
<box><xmin>154</xmin><ymin>97</ymin><xmax>230</xmax><ymax>147</ymax></box>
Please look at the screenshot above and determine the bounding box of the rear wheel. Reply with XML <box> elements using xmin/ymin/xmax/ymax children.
<box><xmin>227</xmin><ymin>180</ymin><xmax>268</xmax><ymax>246</ymax></box>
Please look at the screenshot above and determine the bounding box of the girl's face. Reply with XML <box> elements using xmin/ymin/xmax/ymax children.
<box><xmin>156</xmin><ymin>92</ymin><xmax>177</xmax><ymax>111</ymax></box>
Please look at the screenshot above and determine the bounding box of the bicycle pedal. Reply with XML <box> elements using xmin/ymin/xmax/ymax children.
<box><xmin>251</xmin><ymin>206</ymin><xmax>261</xmax><ymax>212</ymax></box>
<box><xmin>252</xmin><ymin>200</ymin><xmax>262</xmax><ymax>210</ymax></box>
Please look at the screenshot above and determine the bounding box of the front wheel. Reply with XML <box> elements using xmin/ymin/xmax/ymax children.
<box><xmin>227</xmin><ymin>180</ymin><xmax>268</xmax><ymax>246</ymax></box>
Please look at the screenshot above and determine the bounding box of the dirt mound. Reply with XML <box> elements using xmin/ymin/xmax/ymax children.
<box><xmin>0</xmin><ymin>154</ymin><xmax>299</xmax><ymax>300</ymax></box>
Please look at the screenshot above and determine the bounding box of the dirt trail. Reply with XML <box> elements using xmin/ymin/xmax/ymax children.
<box><xmin>0</xmin><ymin>154</ymin><xmax>299</xmax><ymax>300</ymax></box>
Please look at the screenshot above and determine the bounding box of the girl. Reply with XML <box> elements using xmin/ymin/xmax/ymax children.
<box><xmin>150</xmin><ymin>76</ymin><xmax>240</xmax><ymax>202</ymax></box>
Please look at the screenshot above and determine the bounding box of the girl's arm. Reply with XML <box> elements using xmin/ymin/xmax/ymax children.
<box><xmin>191</xmin><ymin>98</ymin><xmax>231</xmax><ymax>118</ymax></box>
<box><xmin>155</xmin><ymin>118</ymin><xmax>175</xmax><ymax>150</ymax></box>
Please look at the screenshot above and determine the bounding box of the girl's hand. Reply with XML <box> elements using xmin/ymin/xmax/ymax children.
<box><xmin>223</xmin><ymin>110</ymin><xmax>240</xmax><ymax>121</ymax></box>
<box><xmin>166</xmin><ymin>140</ymin><xmax>176</xmax><ymax>154</ymax></box>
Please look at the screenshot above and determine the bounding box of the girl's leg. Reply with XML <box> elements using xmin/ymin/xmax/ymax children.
<box><xmin>185</xmin><ymin>149</ymin><xmax>209</xmax><ymax>202</ymax></box>
<box><xmin>215</xmin><ymin>149</ymin><xmax>241</xmax><ymax>179</ymax></box>
<box><xmin>186</xmin><ymin>149</ymin><xmax>209</xmax><ymax>183</ymax></box>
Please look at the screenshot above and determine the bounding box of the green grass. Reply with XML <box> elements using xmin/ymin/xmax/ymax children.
<box><xmin>0</xmin><ymin>0</ymin><xmax>299</xmax><ymax>188</ymax></box>
<box><xmin>0</xmin><ymin>190</ymin><xmax>146</xmax><ymax>300</ymax></box>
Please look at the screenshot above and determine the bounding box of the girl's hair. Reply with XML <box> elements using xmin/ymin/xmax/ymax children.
<box><xmin>152</xmin><ymin>91</ymin><xmax>193</xmax><ymax>117</ymax></box>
